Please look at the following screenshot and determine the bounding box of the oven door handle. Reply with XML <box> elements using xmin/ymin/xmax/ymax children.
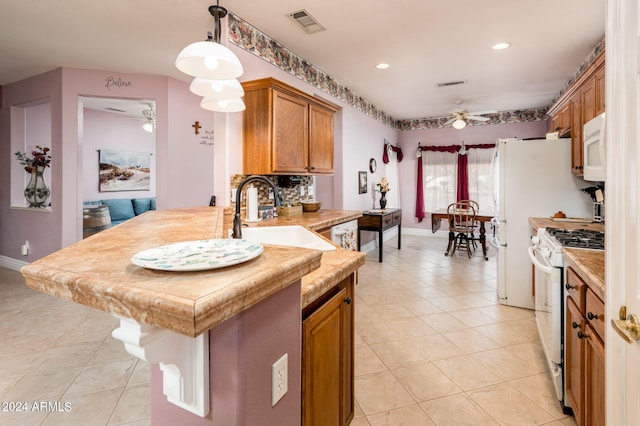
<box><xmin>528</xmin><ymin>246</ymin><xmax>554</xmax><ymax>274</ymax></box>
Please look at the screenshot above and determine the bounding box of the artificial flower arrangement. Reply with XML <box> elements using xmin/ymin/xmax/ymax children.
<box><xmin>377</xmin><ymin>177</ymin><xmax>390</xmax><ymax>193</ymax></box>
<box><xmin>15</xmin><ymin>145</ymin><xmax>52</xmax><ymax>173</ymax></box>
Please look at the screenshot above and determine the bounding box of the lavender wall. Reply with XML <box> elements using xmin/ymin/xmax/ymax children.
<box><xmin>151</xmin><ymin>282</ymin><xmax>302</xmax><ymax>426</ymax></box>
<box><xmin>0</xmin><ymin>68</ymin><xmax>213</xmax><ymax>263</ymax></box>
<box><xmin>82</xmin><ymin>108</ymin><xmax>156</xmax><ymax>201</ymax></box>
<box><xmin>398</xmin><ymin>120</ymin><xmax>549</xmax><ymax>233</ymax></box>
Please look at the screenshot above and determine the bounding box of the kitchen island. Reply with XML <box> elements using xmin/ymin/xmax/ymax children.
<box><xmin>20</xmin><ymin>206</ymin><xmax>365</xmax><ymax>425</ymax></box>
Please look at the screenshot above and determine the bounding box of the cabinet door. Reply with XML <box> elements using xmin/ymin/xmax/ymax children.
<box><xmin>582</xmin><ymin>78</ymin><xmax>596</xmax><ymax>124</ymax></box>
<box><xmin>570</xmin><ymin>92</ymin><xmax>583</xmax><ymax>176</ymax></box>
<box><xmin>302</xmin><ymin>286</ymin><xmax>350</xmax><ymax>426</ymax></box>
<box><xmin>308</xmin><ymin>105</ymin><xmax>335</xmax><ymax>174</ymax></box>
<box><xmin>272</xmin><ymin>91</ymin><xmax>309</xmax><ymax>174</ymax></box>
<box><xmin>595</xmin><ymin>66</ymin><xmax>605</xmax><ymax>116</ymax></box>
<box><xmin>585</xmin><ymin>325</ymin><xmax>605</xmax><ymax>426</ymax></box>
<box><xmin>566</xmin><ymin>297</ymin><xmax>585</xmax><ymax>425</ymax></box>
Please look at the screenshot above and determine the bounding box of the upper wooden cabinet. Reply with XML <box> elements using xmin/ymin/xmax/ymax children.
<box><xmin>547</xmin><ymin>49</ymin><xmax>605</xmax><ymax>176</ymax></box>
<box><xmin>242</xmin><ymin>78</ymin><xmax>340</xmax><ymax>175</ymax></box>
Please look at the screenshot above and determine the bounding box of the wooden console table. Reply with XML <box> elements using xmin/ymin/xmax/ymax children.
<box><xmin>357</xmin><ymin>208</ymin><xmax>402</xmax><ymax>262</ymax></box>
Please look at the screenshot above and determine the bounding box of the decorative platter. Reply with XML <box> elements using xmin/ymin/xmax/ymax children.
<box><xmin>131</xmin><ymin>239</ymin><xmax>263</xmax><ymax>271</ymax></box>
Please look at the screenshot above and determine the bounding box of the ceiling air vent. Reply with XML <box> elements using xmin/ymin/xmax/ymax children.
<box><xmin>436</xmin><ymin>80</ymin><xmax>466</xmax><ymax>87</ymax></box>
<box><xmin>288</xmin><ymin>9</ymin><xmax>326</xmax><ymax>34</ymax></box>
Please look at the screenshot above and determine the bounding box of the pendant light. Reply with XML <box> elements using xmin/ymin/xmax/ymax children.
<box><xmin>189</xmin><ymin>77</ymin><xmax>244</xmax><ymax>100</ymax></box>
<box><xmin>200</xmin><ymin>97</ymin><xmax>246</xmax><ymax>113</ymax></box>
<box><xmin>175</xmin><ymin>2</ymin><xmax>244</xmax><ymax>80</ymax></box>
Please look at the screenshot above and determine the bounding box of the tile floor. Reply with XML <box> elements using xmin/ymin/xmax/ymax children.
<box><xmin>0</xmin><ymin>234</ymin><xmax>577</xmax><ymax>425</ymax></box>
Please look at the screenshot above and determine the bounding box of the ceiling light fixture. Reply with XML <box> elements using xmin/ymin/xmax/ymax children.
<box><xmin>175</xmin><ymin>2</ymin><xmax>244</xmax><ymax>80</ymax></box>
<box><xmin>452</xmin><ymin>119</ymin><xmax>467</xmax><ymax>130</ymax></box>
<box><xmin>492</xmin><ymin>42</ymin><xmax>510</xmax><ymax>50</ymax></box>
<box><xmin>142</xmin><ymin>122</ymin><xmax>154</xmax><ymax>133</ymax></box>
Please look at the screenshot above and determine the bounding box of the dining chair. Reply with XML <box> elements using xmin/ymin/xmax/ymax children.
<box><xmin>446</xmin><ymin>201</ymin><xmax>477</xmax><ymax>258</ymax></box>
<box><xmin>458</xmin><ymin>199</ymin><xmax>480</xmax><ymax>249</ymax></box>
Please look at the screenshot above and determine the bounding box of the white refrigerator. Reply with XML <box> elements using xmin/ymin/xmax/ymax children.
<box><xmin>492</xmin><ymin>138</ymin><xmax>592</xmax><ymax>309</ymax></box>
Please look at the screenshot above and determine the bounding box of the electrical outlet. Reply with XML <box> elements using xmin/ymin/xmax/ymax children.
<box><xmin>21</xmin><ymin>240</ymin><xmax>29</xmax><ymax>256</ymax></box>
<box><xmin>299</xmin><ymin>186</ymin><xmax>305</xmax><ymax>196</ymax></box>
<box><xmin>272</xmin><ymin>353</ymin><xmax>288</xmax><ymax>406</ymax></box>
<box><xmin>231</xmin><ymin>188</ymin><xmax>237</xmax><ymax>202</ymax></box>
<box><xmin>268</xmin><ymin>188</ymin><xmax>274</xmax><ymax>200</ymax></box>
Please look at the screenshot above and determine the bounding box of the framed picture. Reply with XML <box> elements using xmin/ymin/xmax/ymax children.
<box><xmin>99</xmin><ymin>150</ymin><xmax>151</xmax><ymax>192</ymax></box>
<box><xmin>358</xmin><ymin>171</ymin><xmax>367</xmax><ymax>194</ymax></box>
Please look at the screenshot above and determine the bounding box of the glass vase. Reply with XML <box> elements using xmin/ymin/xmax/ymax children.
<box><xmin>24</xmin><ymin>166</ymin><xmax>50</xmax><ymax>208</ymax></box>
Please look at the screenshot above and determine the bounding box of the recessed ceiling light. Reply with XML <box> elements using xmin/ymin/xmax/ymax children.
<box><xmin>492</xmin><ymin>42</ymin><xmax>510</xmax><ymax>50</ymax></box>
<box><xmin>376</xmin><ymin>63</ymin><xmax>390</xmax><ymax>70</ymax></box>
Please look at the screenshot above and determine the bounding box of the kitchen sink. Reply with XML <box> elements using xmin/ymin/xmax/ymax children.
<box><xmin>241</xmin><ymin>225</ymin><xmax>337</xmax><ymax>252</ymax></box>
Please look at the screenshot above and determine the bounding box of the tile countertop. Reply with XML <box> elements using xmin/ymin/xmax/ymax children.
<box><xmin>529</xmin><ymin>217</ymin><xmax>605</xmax><ymax>300</ymax></box>
<box><xmin>562</xmin><ymin>248</ymin><xmax>605</xmax><ymax>300</ymax></box>
<box><xmin>21</xmin><ymin>207</ymin><xmax>365</xmax><ymax>337</ymax></box>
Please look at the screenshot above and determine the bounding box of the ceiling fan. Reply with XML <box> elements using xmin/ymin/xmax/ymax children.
<box><xmin>141</xmin><ymin>105</ymin><xmax>156</xmax><ymax>132</ymax></box>
<box><xmin>444</xmin><ymin>101</ymin><xmax>497</xmax><ymax>129</ymax></box>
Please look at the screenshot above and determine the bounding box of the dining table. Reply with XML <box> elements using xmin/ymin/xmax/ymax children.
<box><xmin>431</xmin><ymin>209</ymin><xmax>495</xmax><ymax>260</ymax></box>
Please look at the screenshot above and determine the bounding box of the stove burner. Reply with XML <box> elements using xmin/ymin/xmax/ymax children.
<box><xmin>544</xmin><ymin>227</ymin><xmax>604</xmax><ymax>250</ymax></box>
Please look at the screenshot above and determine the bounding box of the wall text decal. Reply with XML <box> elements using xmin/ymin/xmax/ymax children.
<box><xmin>104</xmin><ymin>77</ymin><xmax>133</xmax><ymax>91</ymax></box>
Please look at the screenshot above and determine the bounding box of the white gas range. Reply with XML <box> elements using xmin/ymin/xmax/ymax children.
<box><xmin>529</xmin><ymin>227</ymin><xmax>604</xmax><ymax>413</ymax></box>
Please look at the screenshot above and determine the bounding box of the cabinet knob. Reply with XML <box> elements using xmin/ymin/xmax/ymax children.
<box><xmin>587</xmin><ymin>312</ymin><xmax>599</xmax><ymax>320</ymax></box>
<box><xmin>344</xmin><ymin>297</ymin><xmax>352</xmax><ymax>305</ymax></box>
<box><xmin>572</xmin><ymin>321</ymin><xmax>580</xmax><ymax>329</ymax></box>
<box><xmin>565</xmin><ymin>284</ymin><xmax>572</xmax><ymax>290</ymax></box>
<box><xmin>577</xmin><ymin>331</ymin><xmax>587</xmax><ymax>339</ymax></box>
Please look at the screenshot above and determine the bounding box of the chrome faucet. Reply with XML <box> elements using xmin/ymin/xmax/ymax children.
<box><xmin>233</xmin><ymin>175</ymin><xmax>282</xmax><ymax>239</ymax></box>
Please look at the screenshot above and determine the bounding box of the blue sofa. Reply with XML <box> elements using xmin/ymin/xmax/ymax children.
<box><xmin>84</xmin><ymin>197</ymin><xmax>156</xmax><ymax>226</ymax></box>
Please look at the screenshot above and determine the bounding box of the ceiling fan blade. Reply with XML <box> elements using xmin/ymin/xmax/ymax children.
<box><xmin>466</xmin><ymin>115</ymin><xmax>490</xmax><ymax>122</ymax></box>
<box><xmin>467</xmin><ymin>109</ymin><xmax>497</xmax><ymax>116</ymax></box>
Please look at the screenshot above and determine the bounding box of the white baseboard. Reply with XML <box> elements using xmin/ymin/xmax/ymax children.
<box><xmin>0</xmin><ymin>256</ymin><xmax>28</xmax><ymax>271</ymax></box>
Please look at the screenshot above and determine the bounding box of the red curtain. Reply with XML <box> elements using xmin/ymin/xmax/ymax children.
<box><xmin>415</xmin><ymin>143</ymin><xmax>494</xmax><ymax>222</ymax></box>
<box><xmin>382</xmin><ymin>143</ymin><xmax>404</xmax><ymax>163</ymax></box>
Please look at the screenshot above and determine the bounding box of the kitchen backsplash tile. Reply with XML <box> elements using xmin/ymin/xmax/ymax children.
<box><xmin>231</xmin><ymin>174</ymin><xmax>315</xmax><ymax>207</ymax></box>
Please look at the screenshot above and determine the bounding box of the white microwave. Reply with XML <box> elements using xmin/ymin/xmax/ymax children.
<box><xmin>583</xmin><ymin>112</ymin><xmax>606</xmax><ymax>182</ymax></box>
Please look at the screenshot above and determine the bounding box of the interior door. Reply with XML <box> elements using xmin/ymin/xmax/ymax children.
<box><xmin>606</xmin><ymin>1</ymin><xmax>640</xmax><ymax>424</ymax></box>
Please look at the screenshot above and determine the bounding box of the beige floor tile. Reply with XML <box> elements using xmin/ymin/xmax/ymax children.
<box><xmin>367</xmin><ymin>404</ymin><xmax>435</xmax><ymax>425</ymax></box>
<box><xmin>475</xmin><ymin>317</ymin><xmax>539</xmax><ymax>346</ymax></box>
<box><xmin>65</xmin><ymin>359</ymin><xmax>136</xmax><ymax>396</ymax></box>
<box><xmin>127</xmin><ymin>360</ymin><xmax>151</xmax><ymax>386</ymax></box>
<box><xmin>108</xmin><ymin>384</ymin><xmax>151</xmax><ymax>425</ymax></box>
<box><xmin>470</xmin><ymin>347</ymin><xmax>547</xmax><ymax>381</ymax></box>
<box><xmin>41</xmin><ymin>388</ymin><xmax>122</xmax><ymax>426</ymax></box>
<box><xmin>421</xmin><ymin>393</ymin><xmax>499</xmax><ymax>425</ymax></box>
<box><xmin>31</xmin><ymin>343</ymin><xmax>99</xmax><ymax>374</ymax></box>
<box><xmin>369</xmin><ymin>340</ymin><xmax>427</xmax><ymax>369</ymax></box>
<box><xmin>391</xmin><ymin>361</ymin><xmax>461</xmax><ymax>402</ymax></box>
<box><xmin>355</xmin><ymin>370</ymin><xmax>415</xmax><ymax>415</ymax></box>
<box><xmin>350</xmin><ymin>417</ymin><xmax>371</xmax><ymax>426</ymax></box>
<box><xmin>355</xmin><ymin>344</ymin><xmax>388</xmax><ymax>376</ymax></box>
<box><xmin>419</xmin><ymin>312</ymin><xmax>468</xmax><ymax>332</ymax></box>
<box><xmin>0</xmin><ymin>351</ymin><xmax>45</xmax><ymax>378</ymax></box>
<box><xmin>433</xmin><ymin>354</ymin><xmax>503</xmax><ymax>390</ymax></box>
<box><xmin>384</xmin><ymin>316</ymin><xmax>439</xmax><ymax>339</ymax></box>
<box><xmin>510</xmin><ymin>373</ymin><xmax>568</xmax><ymax>419</ymax></box>
<box><xmin>0</xmin><ymin>405</ymin><xmax>50</xmax><ymax>426</ymax></box>
<box><xmin>468</xmin><ymin>382</ymin><xmax>556</xmax><ymax>425</ymax></box>
<box><xmin>89</xmin><ymin>338</ymin><xmax>136</xmax><ymax>365</ymax></box>
<box><xmin>2</xmin><ymin>368</ymin><xmax>81</xmax><ymax>402</ymax></box>
<box><xmin>398</xmin><ymin>298</ymin><xmax>442</xmax><ymax>316</ymax></box>
<box><xmin>409</xmin><ymin>334</ymin><xmax>466</xmax><ymax>361</ymax></box>
<box><xmin>448</xmin><ymin>307</ymin><xmax>498</xmax><ymax>327</ymax></box>
<box><xmin>442</xmin><ymin>328</ymin><xmax>501</xmax><ymax>354</ymax></box>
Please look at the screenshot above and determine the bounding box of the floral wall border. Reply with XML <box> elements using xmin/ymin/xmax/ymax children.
<box><xmin>227</xmin><ymin>13</ymin><xmax>550</xmax><ymax>131</ymax></box>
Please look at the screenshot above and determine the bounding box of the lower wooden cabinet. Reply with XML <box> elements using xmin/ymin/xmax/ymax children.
<box><xmin>565</xmin><ymin>267</ymin><xmax>605</xmax><ymax>426</ymax></box>
<box><xmin>302</xmin><ymin>275</ymin><xmax>354</xmax><ymax>426</ymax></box>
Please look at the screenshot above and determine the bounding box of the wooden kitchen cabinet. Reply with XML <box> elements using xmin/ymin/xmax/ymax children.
<box><xmin>565</xmin><ymin>267</ymin><xmax>605</xmax><ymax>426</ymax></box>
<box><xmin>302</xmin><ymin>275</ymin><xmax>354</xmax><ymax>426</ymax></box>
<box><xmin>570</xmin><ymin>92</ymin><xmax>584</xmax><ymax>176</ymax></box>
<box><xmin>242</xmin><ymin>77</ymin><xmax>340</xmax><ymax>175</ymax></box>
<box><xmin>547</xmin><ymin>49</ymin><xmax>605</xmax><ymax>175</ymax></box>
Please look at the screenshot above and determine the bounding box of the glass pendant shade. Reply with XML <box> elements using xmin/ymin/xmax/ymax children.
<box><xmin>190</xmin><ymin>78</ymin><xmax>244</xmax><ymax>100</ymax></box>
<box><xmin>200</xmin><ymin>97</ymin><xmax>246</xmax><ymax>112</ymax></box>
<box><xmin>142</xmin><ymin>122</ymin><xmax>154</xmax><ymax>133</ymax></box>
<box><xmin>175</xmin><ymin>40</ymin><xmax>244</xmax><ymax>80</ymax></box>
<box><xmin>452</xmin><ymin>119</ymin><xmax>467</xmax><ymax>129</ymax></box>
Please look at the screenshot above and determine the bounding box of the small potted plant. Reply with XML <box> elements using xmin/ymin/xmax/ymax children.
<box><xmin>15</xmin><ymin>145</ymin><xmax>52</xmax><ymax>207</ymax></box>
